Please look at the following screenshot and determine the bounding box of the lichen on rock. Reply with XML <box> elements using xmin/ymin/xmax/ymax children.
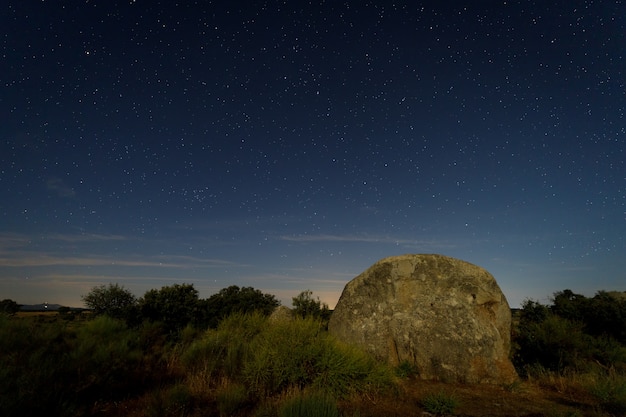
<box><xmin>328</xmin><ymin>254</ymin><xmax>518</xmax><ymax>384</ymax></box>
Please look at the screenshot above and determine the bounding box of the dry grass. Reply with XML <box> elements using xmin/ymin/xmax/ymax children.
<box><xmin>14</xmin><ymin>311</ymin><xmax>59</xmax><ymax>317</ymax></box>
<box><xmin>4</xmin><ymin>312</ymin><xmax>620</xmax><ymax>417</ymax></box>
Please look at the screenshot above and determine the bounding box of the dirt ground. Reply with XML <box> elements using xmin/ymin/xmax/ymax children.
<box><xmin>341</xmin><ymin>377</ymin><xmax>597</xmax><ymax>417</ymax></box>
<box><xmin>93</xmin><ymin>376</ymin><xmax>600</xmax><ymax>417</ymax></box>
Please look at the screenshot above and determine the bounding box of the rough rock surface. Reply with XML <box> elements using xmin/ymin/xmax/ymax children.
<box><xmin>328</xmin><ymin>254</ymin><xmax>518</xmax><ymax>384</ymax></box>
<box><xmin>269</xmin><ymin>305</ymin><xmax>293</xmax><ymax>323</ymax></box>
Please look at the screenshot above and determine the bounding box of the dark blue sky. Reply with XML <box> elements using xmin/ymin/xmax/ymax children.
<box><xmin>1</xmin><ymin>1</ymin><xmax>624</xmax><ymax>308</ymax></box>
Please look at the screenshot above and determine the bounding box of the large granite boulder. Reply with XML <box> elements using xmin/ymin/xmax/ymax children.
<box><xmin>328</xmin><ymin>254</ymin><xmax>518</xmax><ymax>384</ymax></box>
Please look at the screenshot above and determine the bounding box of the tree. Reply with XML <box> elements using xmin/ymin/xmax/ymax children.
<box><xmin>513</xmin><ymin>291</ymin><xmax>626</xmax><ymax>372</ymax></box>
<box><xmin>202</xmin><ymin>285</ymin><xmax>280</xmax><ymax>328</ymax></box>
<box><xmin>0</xmin><ymin>299</ymin><xmax>21</xmax><ymax>315</ymax></box>
<box><xmin>81</xmin><ymin>283</ymin><xmax>136</xmax><ymax>320</ymax></box>
<box><xmin>551</xmin><ymin>290</ymin><xmax>626</xmax><ymax>344</ymax></box>
<box><xmin>585</xmin><ymin>291</ymin><xmax>626</xmax><ymax>343</ymax></box>
<box><xmin>551</xmin><ymin>289</ymin><xmax>588</xmax><ymax>322</ymax></box>
<box><xmin>514</xmin><ymin>310</ymin><xmax>587</xmax><ymax>372</ymax></box>
<box><xmin>292</xmin><ymin>290</ymin><xmax>331</xmax><ymax>322</ymax></box>
<box><xmin>138</xmin><ymin>283</ymin><xmax>201</xmax><ymax>334</ymax></box>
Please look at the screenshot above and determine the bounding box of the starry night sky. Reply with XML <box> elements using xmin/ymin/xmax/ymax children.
<box><xmin>1</xmin><ymin>1</ymin><xmax>625</xmax><ymax>308</ymax></box>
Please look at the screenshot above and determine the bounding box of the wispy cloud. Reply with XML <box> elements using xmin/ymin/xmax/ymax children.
<box><xmin>0</xmin><ymin>232</ymin><xmax>129</xmax><ymax>248</ymax></box>
<box><xmin>0</xmin><ymin>233</ymin><xmax>33</xmax><ymax>250</ymax></box>
<box><xmin>0</xmin><ymin>231</ymin><xmax>250</xmax><ymax>271</ymax></box>
<box><xmin>0</xmin><ymin>253</ymin><xmax>242</xmax><ymax>269</ymax></box>
<box><xmin>45</xmin><ymin>233</ymin><xmax>129</xmax><ymax>243</ymax></box>
<box><xmin>279</xmin><ymin>233</ymin><xmax>459</xmax><ymax>249</ymax></box>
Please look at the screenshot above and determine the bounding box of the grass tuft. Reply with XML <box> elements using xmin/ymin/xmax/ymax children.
<box><xmin>217</xmin><ymin>382</ymin><xmax>249</xmax><ymax>417</ymax></box>
<box><xmin>421</xmin><ymin>390</ymin><xmax>459</xmax><ymax>415</ymax></box>
<box><xmin>277</xmin><ymin>391</ymin><xmax>340</xmax><ymax>417</ymax></box>
<box><xmin>587</xmin><ymin>371</ymin><xmax>626</xmax><ymax>415</ymax></box>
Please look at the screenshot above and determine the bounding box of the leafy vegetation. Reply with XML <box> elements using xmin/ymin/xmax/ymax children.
<box><xmin>80</xmin><ymin>282</ymin><xmax>279</xmax><ymax>335</ymax></box>
<box><xmin>421</xmin><ymin>390</ymin><xmax>459</xmax><ymax>415</ymax></box>
<box><xmin>81</xmin><ymin>283</ymin><xmax>136</xmax><ymax>320</ymax></box>
<box><xmin>201</xmin><ymin>285</ymin><xmax>280</xmax><ymax>328</ymax></box>
<box><xmin>0</xmin><ymin>299</ymin><xmax>20</xmax><ymax>315</ymax></box>
<box><xmin>277</xmin><ymin>391</ymin><xmax>340</xmax><ymax>417</ymax></box>
<box><xmin>181</xmin><ymin>312</ymin><xmax>393</xmax><ymax>401</ymax></box>
<box><xmin>0</xmin><ymin>313</ymin><xmax>154</xmax><ymax>417</ymax></box>
<box><xmin>242</xmin><ymin>316</ymin><xmax>393</xmax><ymax>398</ymax></box>
<box><xmin>513</xmin><ymin>289</ymin><xmax>626</xmax><ymax>373</ymax></box>
<box><xmin>138</xmin><ymin>283</ymin><xmax>203</xmax><ymax>334</ymax></box>
<box><xmin>513</xmin><ymin>289</ymin><xmax>626</xmax><ymax>415</ymax></box>
<box><xmin>292</xmin><ymin>289</ymin><xmax>331</xmax><ymax>323</ymax></box>
<box><xmin>2</xmin><ymin>285</ymin><xmax>625</xmax><ymax>416</ymax></box>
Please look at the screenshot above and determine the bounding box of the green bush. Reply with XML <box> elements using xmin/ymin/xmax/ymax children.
<box><xmin>71</xmin><ymin>316</ymin><xmax>143</xmax><ymax>400</ymax></box>
<box><xmin>202</xmin><ymin>285</ymin><xmax>280</xmax><ymax>328</ymax></box>
<box><xmin>395</xmin><ymin>360</ymin><xmax>418</xmax><ymax>378</ymax></box>
<box><xmin>181</xmin><ymin>312</ymin><xmax>268</xmax><ymax>382</ymax></box>
<box><xmin>588</xmin><ymin>372</ymin><xmax>626</xmax><ymax>415</ymax></box>
<box><xmin>217</xmin><ymin>383</ymin><xmax>249</xmax><ymax>417</ymax></box>
<box><xmin>292</xmin><ymin>290</ymin><xmax>331</xmax><ymax>324</ymax></box>
<box><xmin>0</xmin><ymin>315</ymin><xmax>157</xmax><ymax>416</ymax></box>
<box><xmin>243</xmin><ymin>317</ymin><xmax>325</xmax><ymax>396</ymax></box>
<box><xmin>139</xmin><ymin>283</ymin><xmax>202</xmax><ymax>335</ymax></box>
<box><xmin>311</xmin><ymin>338</ymin><xmax>393</xmax><ymax>396</ymax></box>
<box><xmin>277</xmin><ymin>391</ymin><xmax>339</xmax><ymax>417</ymax></box>
<box><xmin>421</xmin><ymin>390</ymin><xmax>459</xmax><ymax>415</ymax></box>
<box><xmin>0</xmin><ymin>299</ymin><xmax>20</xmax><ymax>315</ymax></box>
<box><xmin>219</xmin><ymin>312</ymin><xmax>268</xmax><ymax>378</ymax></box>
<box><xmin>181</xmin><ymin>313</ymin><xmax>394</xmax><ymax>401</ymax></box>
<box><xmin>180</xmin><ymin>329</ymin><xmax>225</xmax><ymax>383</ymax></box>
<box><xmin>0</xmin><ymin>315</ymin><xmax>74</xmax><ymax>417</ymax></box>
<box><xmin>514</xmin><ymin>291</ymin><xmax>626</xmax><ymax>373</ymax></box>
<box><xmin>146</xmin><ymin>383</ymin><xmax>193</xmax><ymax>417</ymax></box>
<box><xmin>243</xmin><ymin>317</ymin><xmax>394</xmax><ymax>398</ymax></box>
<box><xmin>81</xmin><ymin>283</ymin><xmax>137</xmax><ymax>321</ymax></box>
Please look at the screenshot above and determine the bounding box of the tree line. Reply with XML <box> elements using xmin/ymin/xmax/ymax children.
<box><xmin>513</xmin><ymin>289</ymin><xmax>626</xmax><ymax>373</ymax></box>
<box><xmin>79</xmin><ymin>282</ymin><xmax>330</xmax><ymax>334</ymax></box>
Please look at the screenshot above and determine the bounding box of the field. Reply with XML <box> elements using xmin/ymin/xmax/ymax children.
<box><xmin>3</xmin><ymin>310</ymin><xmax>624</xmax><ymax>417</ymax></box>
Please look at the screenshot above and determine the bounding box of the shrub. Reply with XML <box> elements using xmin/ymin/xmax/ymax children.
<box><xmin>292</xmin><ymin>290</ymin><xmax>331</xmax><ymax>324</ymax></box>
<box><xmin>514</xmin><ymin>303</ymin><xmax>588</xmax><ymax>372</ymax></box>
<box><xmin>181</xmin><ymin>312</ymin><xmax>268</xmax><ymax>385</ymax></box>
<box><xmin>180</xmin><ymin>330</ymin><xmax>225</xmax><ymax>385</ymax></box>
<box><xmin>202</xmin><ymin>285</ymin><xmax>280</xmax><ymax>328</ymax></box>
<box><xmin>277</xmin><ymin>391</ymin><xmax>339</xmax><ymax>417</ymax></box>
<box><xmin>0</xmin><ymin>315</ymin><xmax>76</xmax><ymax>417</ymax></box>
<box><xmin>71</xmin><ymin>315</ymin><xmax>143</xmax><ymax>399</ymax></box>
<box><xmin>183</xmin><ymin>312</ymin><xmax>394</xmax><ymax>400</ymax></box>
<box><xmin>146</xmin><ymin>383</ymin><xmax>193</xmax><ymax>417</ymax></box>
<box><xmin>139</xmin><ymin>283</ymin><xmax>202</xmax><ymax>335</ymax></box>
<box><xmin>421</xmin><ymin>390</ymin><xmax>459</xmax><ymax>415</ymax></box>
<box><xmin>243</xmin><ymin>316</ymin><xmax>394</xmax><ymax>398</ymax></box>
<box><xmin>0</xmin><ymin>299</ymin><xmax>20</xmax><ymax>315</ymax></box>
<box><xmin>217</xmin><ymin>383</ymin><xmax>249</xmax><ymax>417</ymax></box>
<box><xmin>514</xmin><ymin>291</ymin><xmax>626</xmax><ymax>374</ymax></box>
<box><xmin>311</xmin><ymin>339</ymin><xmax>394</xmax><ymax>397</ymax></box>
<box><xmin>243</xmin><ymin>317</ymin><xmax>325</xmax><ymax>396</ymax></box>
<box><xmin>81</xmin><ymin>283</ymin><xmax>137</xmax><ymax>321</ymax></box>
<box><xmin>395</xmin><ymin>360</ymin><xmax>418</xmax><ymax>378</ymax></box>
<box><xmin>588</xmin><ymin>372</ymin><xmax>626</xmax><ymax>415</ymax></box>
<box><xmin>585</xmin><ymin>291</ymin><xmax>626</xmax><ymax>344</ymax></box>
